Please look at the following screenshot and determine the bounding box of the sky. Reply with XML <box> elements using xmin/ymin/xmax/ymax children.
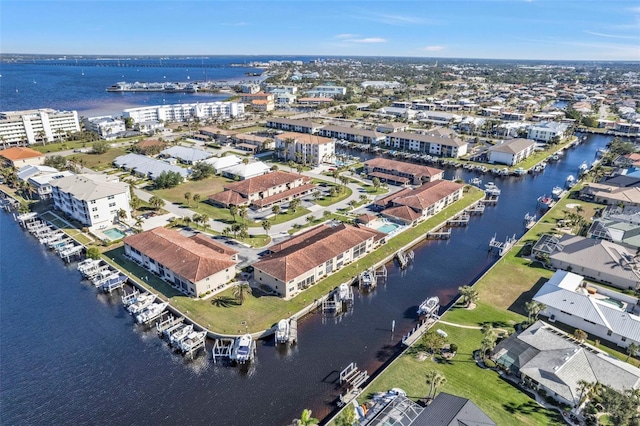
<box><xmin>1</xmin><ymin>0</ymin><xmax>639</xmax><ymax>61</ymax></box>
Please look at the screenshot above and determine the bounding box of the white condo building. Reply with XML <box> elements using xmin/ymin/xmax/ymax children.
<box><xmin>51</xmin><ymin>174</ymin><xmax>131</xmax><ymax>230</ymax></box>
<box><xmin>123</xmin><ymin>102</ymin><xmax>244</xmax><ymax>123</ymax></box>
<box><xmin>0</xmin><ymin>109</ymin><xmax>81</xmax><ymax>146</ymax></box>
<box><xmin>83</xmin><ymin>116</ymin><xmax>126</xmax><ymax>140</ymax></box>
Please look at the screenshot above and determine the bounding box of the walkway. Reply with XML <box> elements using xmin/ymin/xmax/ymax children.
<box><xmin>437</xmin><ymin>319</ymin><xmax>510</xmax><ymax>335</ymax></box>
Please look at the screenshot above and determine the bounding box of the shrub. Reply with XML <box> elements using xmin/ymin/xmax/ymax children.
<box><xmin>449</xmin><ymin>343</ymin><xmax>458</xmax><ymax>353</ymax></box>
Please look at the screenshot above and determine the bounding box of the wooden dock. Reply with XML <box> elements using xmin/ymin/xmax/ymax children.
<box><xmin>489</xmin><ymin>234</ymin><xmax>517</xmax><ymax>257</ymax></box>
<box><xmin>401</xmin><ymin>317</ymin><xmax>437</xmax><ymax>347</ymax></box>
<box><xmin>427</xmin><ymin>228</ymin><xmax>451</xmax><ymax>239</ymax></box>
<box><xmin>447</xmin><ymin>213</ymin><xmax>470</xmax><ymax>227</ymax></box>
<box><xmin>395</xmin><ymin>250</ymin><xmax>414</xmax><ymax>269</ymax></box>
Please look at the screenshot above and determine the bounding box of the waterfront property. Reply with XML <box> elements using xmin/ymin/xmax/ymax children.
<box><xmin>533</xmin><ymin>234</ymin><xmax>640</xmax><ymax>291</ymax></box>
<box><xmin>253</xmin><ymin>223</ymin><xmax>386</xmax><ymax>299</ymax></box>
<box><xmin>0</xmin><ymin>146</ymin><xmax>46</xmax><ymax>167</ymax></box>
<box><xmin>123</xmin><ymin>227</ymin><xmax>238</xmax><ymax>297</ymax></box>
<box><xmin>208</xmin><ymin>170</ymin><xmax>315</xmax><ymax>210</ymax></box>
<box><xmin>266</xmin><ymin>117</ymin><xmax>322</xmax><ymax>134</ymax></box>
<box><xmin>28</xmin><ymin>169</ymin><xmax>75</xmax><ymax>199</ymax></box>
<box><xmin>160</xmin><ymin>146</ymin><xmax>212</xmax><ymax>164</ymax></box>
<box><xmin>274</xmin><ymin>132</ymin><xmax>335</xmax><ymax>166</ymax></box>
<box><xmin>373</xmin><ymin>180</ymin><xmax>465</xmax><ymax>226</ymax></box>
<box><xmin>492</xmin><ymin>320</ymin><xmax>640</xmax><ymax>407</ymax></box>
<box><xmin>384</xmin><ymin>131</ymin><xmax>468</xmax><ymax>158</ymax></box>
<box><xmin>83</xmin><ymin>116</ymin><xmax>126</xmax><ymax>140</ymax></box>
<box><xmin>364</xmin><ymin>158</ymin><xmax>443</xmax><ymax>186</ymax></box>
<box><xmin>123</xmin><ymin>101</ymin><xmax>244</xmax><ymax>123</ymax></box>
<box><xmin>532</xmin><ymin>270</ymin><xmax>640</xmax><ymax>348</ymax></box>
<box><xmin>0</xmin><ymin>108</ymin><xmax>80</xmax><ymax>146</ymax></box>
<box><xmin>527</xmin><ymin>121</ymin><xmax>570</xmax><ymax>143</ymax></box>
<box><xmin>317</xmin><ymin>124</ymin><xmax>386</xmax><ymax>145</ymax></box>
<box><xmin>588</xmin><ymin>206</ymin><xmax>640</xmax><ymax>250</ymax></box>
<box><xmin>579</xmin><ymin>182</ymin><xmax>640</xmax><ymax>207</ymax></box>
<box><xmin>487</xmin><ymin>138</ymin><xmax>537</xmax><ymax>166</ymax></box>
<box><xmin>51</xmin><ymin>173</ymin><xmax>131</xmax><ymax>230</ymax></box>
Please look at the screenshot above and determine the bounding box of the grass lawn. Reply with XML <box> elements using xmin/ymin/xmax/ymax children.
<box><xmin>287</xmin><ymin>213</ymin><xmax>350</xmax><ymax>235</ymax></box>
<box><xmin>31</xmin><ymin>140</ymin><xmax>89</xmax><ymax>154</ymax></box>
<box><xmin>361</xmin><ymin>184</ymin><xmax>389</xmax><ymax>195</ymax></box>
<box><xmin>69</xmin><ymin>148</ymin><xmax>128</xmax><ymax>171</ymax></box>
<box><xmin>359</xmin><ymin>324</ymin><xmax>564</xmax><ymax>426</ymax></box>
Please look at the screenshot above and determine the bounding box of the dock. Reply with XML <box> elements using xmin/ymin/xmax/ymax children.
<box><xmin>465</xmin><ymin>202</ymin><xmax>485</xmax><ymax>215</ymax></box>
<box><xmin>447</xmin><ymin>213</ymin><xmax>470</xmax><ymax>227</ymax></box>
<box><xmin>212</xmin><ymin>338</ymin><xmax>235</xmax><ymax>364</ymax></box>
<box><xmin>523</xmin><ymin>213</ymin><xmax>537</xmax><ymax>230</ymax></box>
<box><xmin>322</xmin><ymin>283</ymin><xmax>354</xmax><ymax>314</ymax></box>
<box><xmin>101</xmin><ymin>274</ymin><xmax>128</xmax><ymax>293</ymax></box>
<box><xmin>358</xmin><ymin>268</ymin><xmax>377</xmax><ymax>290</ymax></box>
<box><xmin>337</xmin><ymin>362</ymin><xmax>369</xmax><ymax>407</ymax></box>
<box><xmin>488</xmin><ymin>234</ymin><xmax>517</xmax><ymax>257</ymax></box>
<box><xmin>395</xmin><ymin>249</ymin><xmax>414</xmax><ymax>269</ymax></box>
<box><xmin>401</xmin><ymin>317</ymin><xmax>437</xmax><ymax>347</ymax></box>
<box><xmin>483</xmin><ymin>194</ymin><xmax>499</xmax><ymax>204</ymax></box>
<box><xmin>156</xmin><ymin>314</ymin><xmax>184</xmax><ymax>334</ymax></box>
<box><xmin>122</xmin><ymin>289</ymin><xmax>141</xmax><ymax>306</ymax></box>
<box><xmin>177</xmin><ymin>331</ymin><xmax>207</xmax><ymax>358</ymax></box>
<box><xmin>426</xmin><ymin>228</ymin><xmax>451</xmax><ymax>239</ymax></box>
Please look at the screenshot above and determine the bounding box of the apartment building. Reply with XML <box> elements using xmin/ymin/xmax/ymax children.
<box><xmin>0</xmin><ymin>109</ymin><xmax>80</xmax><ymax>145</ymax></box>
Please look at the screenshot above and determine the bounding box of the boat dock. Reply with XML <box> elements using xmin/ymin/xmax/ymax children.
<box><xmin>488</xmin><ymin>234</ymin><xmax>517</xmax><ymax>257</ymax></box>
<box><xmin>358</xmin><ymin>268</ymin><xmax>377</xmax><ymax>290</ymax></box>
<box><xmin>275</xmin><ymin>317</ymin><xmax>298</xmax><ymax>345</ymax></box>
<box><xmin>465</xmin><ymin>201</ymin><xmax>486</xmax><ymax>215</ymax></box>
<box><xmin>338</xmin><ymin>362</ymin><xmax>369</xmax><ymax>404</ymax></box>
<box><xmin>177</xmin><ymin>331</ymin><xmax>207</xmax><ymax>358</ymax></box>
<box><xmin>426</xmin><ymin>228</ymin><xmax>451</xmax><ymax>239</ymax></box>
<box><xmin>395</xmin><ymin>249</ymin><xmax>414</xmax><ymax>269</ymax></box>
<box><xmin>447</xmin><ymin>213</ymin><xmax>470</xmax><ymax>227</ymax></box>
<box><xmin>322</xmin><ymin>283</ymin><xmax>354</xmax><ymax>314</ymax></box>
<box><xmin>401</xmin><ymin>317</ymin><xmax>437</xmax><ymax>347</ymax></box>
<box><xmin>211</xmin><ymin>338</ymin><xmax>235</xmax><ymax>364</ymax></box>
<box><xmin>523</xmin><ymin>213</ymin><xmax>537</xmax><ymax>230</ymax></box>
<box><xmin>156</xmin><ymin>314</ymin><xmax>184</xmax><ymax>334</ymax></box>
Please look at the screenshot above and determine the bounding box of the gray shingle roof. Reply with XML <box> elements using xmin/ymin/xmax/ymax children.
<box><xmin>51</xmin><ymin>174</ymin><xmax>128</xmax><ymax>201</ymax></box>
<box><xmin>411</xmin><ymin>393</ymin><xmax>496</xmax><ymax>426</ymax></box>
<box><xmin>488</xmin><ymin>138</ymin><xmax>536</xmax><ymax>154</ymax></box>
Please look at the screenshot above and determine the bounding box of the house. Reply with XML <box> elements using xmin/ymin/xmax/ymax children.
<box><xmin>411</xmin><ymin>392</ymin><xmax>496</xmax><ymax>426</ymax></box>
<box><xmin>198</xmin><ymin>127</ymin><xmax>237</xmax><ymax>144</ymax></box>
<box><xmin>306</xmin><ymin>85</ymin><xmax>346</xmax><ymax>98</ymax></box>
<box><xmin>28</xmin><ymin>171</ymin><xmax>75</xmax><ymax>199</ymax></box>
<box><xmin>253</xmin><ymin>223</ymin><xmax>386</xmax><ymax>299</ymax></box>
<box><xmin>266</xmin><ymin>117</ymin><xmax>322</xmax><ymax>134</ymax></box>
<box><xmin>487</xmin><ymin>138</ymin><xmax>537</xmax><ymax>166</ymax></box>
<box><xmin>51</xmin><ymin>174</ymin><xmax>131</xmax><ymax>230</ymax></box>
<box><xmin>233</xmin><ymin>134</ymin><xmax>271</xmax><ymax>152</ymax></box>
<box><xmin>208</xmin><ymin>170</ymin><xmax>314</xmax><ymax>210</ymax></box>
<box><xmin>376</xmin><ymin>123</ymin><xmax>409</xmax><ymax>134</ymax></box>
<box><xmin>580</xmin><ymin>183</ymin><xmax>640</xmax><ymax>207</ymax></box>
<box><xmin>0</xmin><ymin>109</ymin><xmax>80</xmax><ymax>145</ymax></box>
<box><xmin>83</xmin><ymin>116</ymin><xmax>126</xmax><ymax>140</ymax></box>
<box><xmin>274</xmin><ymin>132</ymin><xmax>335</xmax><ymax>166</ymax></box>
<box><xmin>532</xmin><ymin>234</ymin><xmax>640</xmax><ymax>290</ymax></box>
<box><xmin>219</xmin><ymin>161</ymin><xmax>271</xmax><ymax>181</ymax></box>
<box><xmin>202</xmin><ymin>154</ymin><xmax>243</xmax><ymax>174</ymax></box>
<box><xmin>113</xmin><ymin>153</ymin><xmax>190</xmax><ymax>181</ymax></box>
<box><xmin>385</xmin><ymin>131</ymin><xmax>468</xmax><ymax>158</ymax></box>
<box><xmin>492</xmin><ymin>320</ymin><xmax>640</xmax><ymax>407</ymax></box>
<box><xmin>0</xmin><ymin>147</ymin><xmax>45</xmax><ymax>167</ymax></box>
<box><xmin>377</xmin><ymin>107</ymin><xmax>417</xmax><ymax>120</ymax></box>
<box><xmin>532</xmin><ymin>270</ymin><xmax>640</xmax><ymax>348</ymax></box>
<box><xmin>317</xmin><ymin>125</ymin><xmax>386</xmax><ymax>145</ymax></box>
<box><xmin>527</xmin><ymin>121</ymin><xmax>569</xmax><ymax>142</ymax></box>
<box><xmin>588</xmin><ymin>206</ymin><xmax>640</xmax><ymax>250</ymax></box>
<box><xmin>375</xmin><ymin>180</ymin><xmax>465</xmax><ymax>225</ymax></box>
<box><xmin>123</xmin><ymin>227</ymin><xmax>238</xmax><ymax>298</ymax></box>
<box><xmin>364</xmin><ymin>158</ymin><xmax>443</xmax><ymax>186</ymax></box>
<box><xmin>296</xmin><ymin>97</ymin><xmax>333</xmax><ymax>106</ymax></box>
<box><xmin>123</xmin><ymin>101</ymin><xmax>244</xmax><ymax>123</ymax></box>
<box><xmin>160</xmin><ymin>146</ymin><xmax>212</xmax><ymax>164</ymax></box>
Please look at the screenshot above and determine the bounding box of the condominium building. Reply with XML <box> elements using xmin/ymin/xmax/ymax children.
<box><xmin>527</xmin><ymin>121</ymin><xmax>569</xmax><ymax>142</ymax></box>
<box><xmin>306</xmin><ymin>85</ymin><xmax>346</xmax><ymax>98</ymax></box>
<box><xmin>123</xmin><ymin>102</ymin><xmax>244</xmax><ymax>123</ymax></box>
<box><xmin>83</xmin><ymin>116</ymin><xmax>126</xmax><ymax>140</ymax></box>
<box><xmin>385</xmin><ymin>131</ymin><xmax>468</xmax><ymax>158</ymax></box>
<box><xmin>274</xmin><ymin>132</ymin><xmax>335</xmax><ymax>166</ymax></box>
<box><xmin>0</xmin><ymin>109</ymin><xmax>80</xmax><ymax>146</ymax></box>
<box><xmin>51</xmin><ymin>174</ymin><xmax>131</xmax><ymax>230</ymax></box>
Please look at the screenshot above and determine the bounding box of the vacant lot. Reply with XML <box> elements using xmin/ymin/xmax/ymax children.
<box><xmin>69</xmin><ymin>148</ymin><xmax>128</xmax><ymax>171</ymax></box>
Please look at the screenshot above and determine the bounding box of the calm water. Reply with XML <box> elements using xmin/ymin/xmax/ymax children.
<box><xmin>0</xmin><ymin>58</ymin><xmax>613</xmax><ymax>425</ymax></box>
<box><xmin>0</xmin><ymin>132</ymin><xmax>610</xmax><ymax>425</ymax></box>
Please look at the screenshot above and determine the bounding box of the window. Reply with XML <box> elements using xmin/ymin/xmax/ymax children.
<box><xmin>622</xmin><ymin>337</ymin><xmax>627</xmax><ymax>342</ymax></box>
<box><xmin>607</xmin><ymin>330</ymin><xmax>612</xmax><ymax>336</ymax></box>
<box><xmin>108</xmin><ymin>202</ymin><xmax>116</xmax><ymax>207</ymax></box>
<box><xmin>107</xmin><ymin>195</ymin><xmax>115</xmax><ymax>200</ymax></box>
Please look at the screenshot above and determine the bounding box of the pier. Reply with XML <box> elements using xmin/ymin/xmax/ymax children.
<box><xmin>395</xmin><ymin>249</ymin><xmax>414</xmax><ymax>269</ymax></box>
<box><xmin>322</xmin><ymin>283</ymin><xmax>354</xmax><ymax>314</ymax></box>
<box><xmin>426</xmin><ymin>228</ymin><xmax>451</xmax><ymax>239</ymax></box>
<box><xmin>401</xmin><ymin>317</ymin><xmax>437</xmax><ymax>347</ymax></box>
<box><xmin>358</xmin><ymin>268</ymin><xmax>377</xmax><ymax>290</ymax></box>
<box><xmin>523</xmin><ymin>213</ymin><xmax>537</xmax><ymax>230</ymax></box>
<box><xmin>212</xmin><ymin>338</ymin><xmax>235</xmax><ymax>364</ymax></box>
<box><xmin>488</xmin><ymin>234</ymin><xmax>517</xmax><ymax>257</ymax></box>
<box><xmin>177</xmin><ymin>331</ymin><xmax>207</xmax><ymax>358</ymax></box>
<box><xmin>447</xmin><ymin>213</ymin><xmax>470</xmax><ymax>227</ymax></box>
<box><xmin>337</xmin><ymin>362</ymin><xmax>370</xmax><ymax>406</ymax></box>
<box><xmin>156</xmin><ymin>314</ymin><xmax>184</xmax><ymax>334</ymax></box>
<box><xmin>465</xmin><ymin>201</ymin><xmax>486</xmax><ymax>215</ymax></box>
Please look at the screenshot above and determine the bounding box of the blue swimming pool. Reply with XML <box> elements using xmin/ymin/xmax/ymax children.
<box><xmin>377</xmin><ymin>223</ymin><xmax>401</xmax><ymax>234</ymax></box>
<box><xmin>104</xmin><ymin>228</ymin><xmax>126</xmax><ymax>240</ymax></box>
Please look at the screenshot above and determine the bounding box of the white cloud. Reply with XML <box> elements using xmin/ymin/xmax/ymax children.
<box><xmin>423</xmin><ymin>46</ymin><xmax>445</xmax><ymax>52</ymax></box>
<box><xmin>334</xmin><ymin>34</ymin><xmax>359</xmax><ymax>39</ymax></box>
<box><xmin>584</xmin><ymin>30</ymin><xmax>638</xmax><ymax>40</ymax></box>
<box><xmin>351</xmin><ymin>37</ymin><xmax>387</xmax><ymax>43</ymax></box>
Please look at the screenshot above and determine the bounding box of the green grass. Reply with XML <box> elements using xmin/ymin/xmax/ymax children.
<box><xmin>69</xmin><ymin>148</ymin><xmax>128</xmax><ymax>171</ymax></box>
<box><xmin>31</xmin><ymin>140</ymin><xmax>89</xmax><ymax>154</ymax></box>
<box><xmin>360</xmin><ymin>324</ymin><xmax>564</xmax><ymax>426</ymax></box>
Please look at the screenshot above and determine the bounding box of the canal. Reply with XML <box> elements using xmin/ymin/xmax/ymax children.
<box><xmin>0</xmin><ymin>133</ymin><xmax>610</xmax><ymax>426</ymax></box>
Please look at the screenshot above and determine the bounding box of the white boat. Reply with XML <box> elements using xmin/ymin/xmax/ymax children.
<box><xmin>551</xmin><ymin>186</ymin><xmax>563</xmax><ymax>199</ymax></box>
<box><xmin>177</xmin><ymin>331</ymin><xmax>206</xmax><ymax>353</ymax></box>
<box><xmin>77</xmin><ymin>258</ymin><xmax>101</xmax><ymax>275</ymax></box>
<box><xmin>359</xmin><ymin>269</ymin><xmax>375</xmax><ymax>288</ymax></box>
<box><xmin>484</xmin><ymin>182</ymin><xmax>501</xmax><ymax>196</ymax></box>
<box><xmin>579</xmin><ymin>161</ymin><xmax>589</xmax><ymax>174</ymax></box>
<box><xmin>136</xmin><ymin>302</ymin><xmax>168</xmax><ymax>323</ymax></box>
<box><xmin>275</xmin><ymin>319</ymin><xmax>290</xmax><ymax>344</ymax></box>
<box><xmin>565</xmin><ymin>175</ymin><xmax>575</xmax><ymax>188</ymax></box>
<box><xmin>233</xmin><ymin>334</ymin><xmax>253</xmax><ymax>363</ymax></box>
<box><xmin>417</xmin><ymin>296</ymin><xmax>440</xmax><ymax>317</ymax></box>
<box><xmin>127</xmin><ymin>293</ymin><xmax>155</xmax><ymax>314</ymax></box>
<box><xmin>338</xmin><ymin>283</ymin><xmax>350</xmax><ymax>301</ymax></box>
<box><xmin>513</xmin><ymin>167</ymin><xmax>527</xmax><ymax>176</ymax></box>
<box><xmin>169</xmin><ymin>323</ymin><xmax>194</xmax><ymax>346</ymax></box>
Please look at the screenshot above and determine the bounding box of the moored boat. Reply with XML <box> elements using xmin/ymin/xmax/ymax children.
<box><xmin>275</xmin><ymin>319</ymin><xmax>290</xmax><ymax>345</ymax></box>
<box><xmin>232</xmin><ymin>334</ymin><xmax>253</xmax><ymax>363</ymax></box>
<box><xmin>417</xmin><ymin>296</ymin><xmax>440</xmax><ymax>317</ymax></box>
<box><xmin>135</xmin><ymin>302</ymin><xmax>168</xmax><ymax>324</ymax></box>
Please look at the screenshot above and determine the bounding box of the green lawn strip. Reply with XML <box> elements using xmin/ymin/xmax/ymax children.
<box><xmin>314</xmin><ymin>187</ymin><xmax>353</xmax><ymax>207</ymax></box>
<box><xmin>287</xmin><ymin>213</ymin><xmax>351</xmax><ymax>235</ymax></box>
<box><xmin>359</xmin><ymin>325</ymin><xmax>564</xmax><ymax>426</ymax></box>
<box><xmin>68</xmin><ymin>148</ymin><xmax>129</xmax><ymax>171</ymax></box>
<box><xmin>443</xmin><ymin>301</ymin><xmax>525</xmax><ymax>329</ymax></box>
<box><xmin>31</xmin><ymin>140</ymin><xmax>91</xmax><ymax>154</ymax></box>
<box><xmin>361</xmin><ymin>184</ymin><xmax>389</xmax><ymax>195</ymax></box>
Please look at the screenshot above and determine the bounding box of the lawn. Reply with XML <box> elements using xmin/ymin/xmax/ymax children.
<box><xmin>69</xmin><ymin>148</ymin><xmax>129</xmax><ymax>171</ymax></box>
<box><xmin>359</xmin><ymin>324</ymin><xmax>564</xmax><ymax>426</ymax></box>
<box><xmin>31</xmin><ymin>140</ymin><xmax>89</xmax><ymax>154</ymax></box>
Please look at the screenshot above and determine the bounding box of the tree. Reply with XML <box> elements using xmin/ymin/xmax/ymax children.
<box><xmin>480</xmin><ymin>325</ymin><xmax>498</xmax><ymax>357</ymax></box>
<box><xmin>129</xmin><ymin>195</ymin><xmax>142</xmax><ymax>215</ymax></box>
<box><xmin>421</xmin><ymin>330</ymin><xmax>447</xmax><ymax>354</ymax></box>
<box><xmin>288</xmin><ymin>160</ymin><xmax>295</xmax><ymax>173</ymax></box>
<box><xmin>577</xmin><ymin>379</ymin><xmax>594</xmax><ymax>407</ymax></box>
<box><xmin>86</xmin><ymin>246</ymin><xmax>101</xmax><ymax>260</ymax></box>
<box><xmin>425</xmin><ymin>370</ymin><xmax>447</xmax><ymax>400</ymax></box>
<box><xmin>331</xmin><ymin>169</ymin><xmax>340</xmax><ymax>183</ymax></box>
<box><xmin>458</xmin><ymin>285</ymin><xmax>478</xmax><ymax>307</ymax></box>
<box><xmin>44</xmin><ymin>155</ymin><xmax>67</xmax><ymax>170</ymax></box>
<box><xmin>149</xmin><ymin>195</ymin><xmax>165</xmax><ymax>210</ymax></box>
<box><xmin>229</xmin><ymin>205</ymin><xmax>238</xmax><ymax>222</ymax></box>
<box><xmin>117</xmin><ymin>208</ymin><xmax>128</xmax><ymax>223</ymax></box>
<box><xmin>294</xmin><ymin>409</ymin><xmax>319</xmax><ymax>426</ymax></box>
<box><xmin>192</xmin><ymin>193</ymin><xmax>201</xmax><ymax>206</ymax></box>
<box><xmin>261</xmin><ymin>219</ymin><xmax>272</xmax><ymax>235</ymax></box>
<box><xmin>233</xmin><ymin>282</ymin><xmax>252</xmax><ymax>305</ymax></box>
<box><xmin>295</xmin><ymin>164</ymin><xmax>304</xmax><ymax>174</ymax></box>
<box><xmin>190</xmin><ymin>162</ymin><xmax>215</xmax><ymax>180</ymax></box>
<box><xmin>372</xmin><ymin>177</ymin><xmax>381</xmax><ymax>191</ymax></box>
<box><xmin>184</xmin><ymin>191</ymin><xmax>192</xmax><ymax>207</ymax></box>
<box><xmin>154</xmin><ymin>171</ymin><xmax>183</xmax><ymax>189</ymax></box>
<box><xmin>238</xmin><ymin>205</ymin><xmax>248</xmax><ymax>224</ymax></box>
<box><xmin>333</xmin><ymin>406</ymin><xmax>357</xmax><ymax>426</ymax></box>
<box><xmin>124</xmin><ymin>117</ymin><xmax>134</xmax><ymax>129</ymax></box>
<box><xmin>272</xmin><ymin>204</ymin><xmax>281</xmax><ymax>216</ymax></box>
<box><xmin>134</xmin><ymin>216</ymin><xmax>144</xmax><ymax>230</ymax></box>
<box><xmin>625</xmin><ymin>342</ymin><xmax>639</xmax><ymax>362</ymax></box>
<box><xmin>573</xmin><ymin>329</ymin><xmax>587</xmax><ymax>343</ymax></box>
<box><xmin>92</xmin><ymin>140</ymin><xmax>110</xmax><ymax>154</ymax></box>
<box><xmin>289</xmin><ymin>197</ymin><xmax>300</xmax><ymax>213</ymax></box>
<box><xmin>525</xmin><ymin>300</ymin><xmax>546</xmax><ymax>322</ymax></box>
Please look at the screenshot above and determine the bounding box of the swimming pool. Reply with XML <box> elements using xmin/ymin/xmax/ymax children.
<box><xmin>377</xmin><ymin>223</ymin><xmax>401</xmax><ymax>234</ymax></box>
<box><xmin>601</xmin><ymin>297</ymin><xmax>624</xmax><ymax>309</ymax></box>
<box><xmin>104</xmin><ymin>228</ymin><xmax>126</xmax><ymax>241</ymax></box>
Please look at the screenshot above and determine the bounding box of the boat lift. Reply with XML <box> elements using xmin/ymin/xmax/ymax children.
<box><xmin>395</xmin><ymin>250</ymin><xmax>414</xmax><ymax>269</ymax></box>
<box><xmin>122</xmin><ymin>289</ymin><xmax>140</xmax><ymax>306</ymax></box>
<box><xmin>156</xmin><ymin>314</ymin><xmax>184</xmax><ymax>334</ymax></box>
<box><xmin>488</xmin><ymin>234</ymin><xmax>517</xmax><ymax>257</ymax></box>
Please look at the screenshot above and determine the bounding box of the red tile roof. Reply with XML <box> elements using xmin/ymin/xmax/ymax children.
<box><xmin>224</xmin><ymin>170</ymin><xmax>310</xmax><ymax>197</ymax></box>
<box><xmin>208</xmin><ymin>189</ymin><xmax>248</xmax><ymax>207</ymax></box>
<box><xmin>369</xmin><ymin>171</ymin><xmax>410</xmax><ymax>184</ymax></box>
<box><xmin>124</xmin><ymin>227</ymin><xmax>236</xmax><ymax>282</ymax></box>
<box><xmin>0</xmin><ymin>147</ymin><xmax>45</xmax><ymax>161</ymax></box>
<box><xmin>390</xmin><ymin>180</ymin><xmax>464</xmax><ymax>212</ymax></box>
<box><xmin>381</xmin><ymin>205</ymin><xmax>422</xmax><ymax>223</ymax></box>
<box><xmin>365</xmin><ymin>158</ymin><xmax>442</xmax><ymax>181</ymax></box>
<box><xmin>251</xmin><ymin>183</ymin><xmax>316</xmax><ymax>208</ymax></box>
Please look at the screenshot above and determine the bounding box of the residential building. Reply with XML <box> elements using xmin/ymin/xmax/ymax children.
<box><xmin>532</xmin><ymin>270</ymin><xmax>640</xmax><ymax>348</ymax></box>
<box><xmin>305</xmin><ymin>85</ymin><xmax>346</xmax><ymax>98</ymax></box>
<box><xmin>374</xmin><ymin>180</ymin><xmax>465</xmax><ymax>225</ymax></box>
<box><xmin>198</xmin><ymin>127</ymin><xmax>237</xmax><ymax>144</ymax></box>
<box><xmin>532</xmin><ymin>234</ymin><xmax>640</xmax><ymax>290</ymax></box>
<box><xmin>317</xmin><ymin>125</ymin><xmax>386</xmax><ymax>145</ymax></box>
<box><xmin>266</xmin><ymin>117</ymin><xmax>322</xmax><ymax>134</ymax></box>
<box><xmin>209</xmin><ymin>170</ymin><xmax>315</xmax><ymax>210</ymax></box>
<box><xmin>123</xmin><ymin>227</ymin><xmax>238</xmax><ymax>298</ymax></box>
<box><xmin>218</xmin><ymin>161</ymin><xmax>271</xmax><ymax>181</ymax></box>
<box><xmin>113</xmin><ymin>153</ymin><xmax>190</xmax><ymax>181</ymax></box>
<box><xmin>123</xmin><ymin>102</ymin><xmax>244</xmax><ymax>123</ymax></box>
<box><xmin>0</xmin><ymin>109</ymin><xmax>80</xmax><ymax>146</ymax></box>
<box><xmin>202</xmin><ymin>154</ymin><xmax>243</xmax><ymax>174</ymax></box>
<box><xmin>239</xmin><ymin>92</ymin><xmax>274</xmax><ymax>103</ymax></box>
<box><xmin>492</xmin><ymin>320</ymin><xmax>640</xmax><ymax>407</ymax></box>
<box><xmin>376</xmin><ymin>107</ymin><xmax>417</xmax><ymax>120</ymax></box>
<box><xmin>233</xmin><ymin>134</ymin><xmax>272</xmax><ymax>152</ymax></box>
<box><xmin>527</xmin><ymin>121</ymin><xmax>569</xmax><ymax>142</ymax></box>
<box><xmin>580</xmin><ymin>183</ymin><xmax>640</xmax><ymax>207</ymax></box>
<box><xmin>264</xmin><ymin>84</ymin><xmax>298</xmax><ymax>95</ymax></box>
<box><xmin>588</xmin><ymin>206</ymin><xmax>640</xmax><ymax>250</ymax></box>
<box><xmin>417</xmin><ymin>111</ymin><xmax>462</xmax><ymax>125</ymax></box>
<box><xmin>29</xmin><ymin>171</ymin><xmax>75</xmax><ymax>199</ymax></box>
<box><xmin>160</xmin><ymin>146</ymin><xmax>212</xmax><ymax>164</ymax></box>
<box><xmin>364</xmin><ymin>158</ymin><xmax>443</xmax><ymax>186</ymax></box>
<box><xmin>376</xmin><ymin>122</ymin><xmax>409</xmax><ymax>134</ymax></box>
<box><xmin>83</xmin><ymin>116</ymin><xmax>126</xmax><ymax>140</ymax></box>
<box><xmin>273</xmin><ymin>93</ymin><xmax>297</xmax><ymax>105</ymax></box>
<box><xmin>413</xmin><ymin>393</ymin><xmax>496</xmax><ymax>426</ymax></box>
<box><xmin>274</xmin><ymin>132</ymin><xmax>335</xmax><ymax>166</ymax></box>
<box><xmin>487</xmin><ymin>138</ymin><xmax>537</xmax><ymax>166</ymax></box>
<box><xmin>385</xmin><ymin>131</ymin><xmax>468</xmax><ymax>158</ymax></box>
<box><xmin>0</xmin><ymin>146</ymin><xmax>45</xmax><ymax>167</ymax></box>
<box><xmin>296</xmin><ymin>97</ymin><xmax>333</xmax><ymax>106</ymax></box>
<box><xmin>253</xmin><ymin>223</ymin><xmax>386</xmax><ymax>299</ymax></box>
<box><xmin>51</xmin><ymin>174</ymin><xmax>131</xmax><ymax>230</ymax></box>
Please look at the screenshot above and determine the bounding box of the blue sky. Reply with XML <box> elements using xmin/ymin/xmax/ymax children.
<box><xmin>2</xmin><ymin>1</ymin><xmax>639</xmax><ymax>60</ymax></box>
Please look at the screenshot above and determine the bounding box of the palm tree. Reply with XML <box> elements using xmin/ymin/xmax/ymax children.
<box><xmin>149</xmin><ymin>195</ymin><xmax>165</xmax><ymax>210</ymax></box>
<box><xmin>229</xmin><ymin>205</ymin><xmax>238</xmax><ymax>222</ymax></box>
<box><xmin>372</xmin><ymin>177</ymin><xmax>381</xmax><ymax>191</ymax></box>
<box><xmin>117</xmin><ymin>208</ymin><xmax>128</xmax><ymax>223</ymax></box>
<box><xmin>261</xmin><ymin>219</ymin><xmax>272</xmax><ymax>235</ymax></box>
<box><xmin>625</xmin><ymin>342</ymin><xmax>639</xmax><ymax>362</ymax></box>
<box><xmin>199</xmin><ymin>214</ymin><xmax>210</xmax><ymax>231</ymax></box>
<box><xmin>184</xmin><ymin>191</ymin><xmax>192</xmax><ymax>207</ymax></box>
<box><xmin>130</xmin><ymin>196</ymin><xmax>142</xmax><ymax>216</ymax></box>
<box><xmin>233</xmin><ymin>282</ymin><xmax>252</xmax><ymax>305</ymax></box>
<box><xmin>458</xmin><ymin>285</ymin><xmax>479</xmax><ymax>307</ymax></box>
<box><xmin>525</xmin><ymin>300</ymin><xmax>546</xmax><ymax>322</ymax></box>
<box><xmin>577</xmin><ymin>379</ymin><xmax>594</xmax><ymax>407</ymax></box>
<box><xmin>425</xmin><ymin>370</ymin><xmax>447</xmax><ymax>400</ymax></box>
<box><xmin>288</xmin><ymin>160</ymin><xmax>295</xmax><ymax>173</ymax></box>
<box><xmin>573</xmin><ymin>329</ymin><xmax>587</xmax><ymax>343</ymax></box>
<box><xmin>294</xmin><ymin>409</ymin><xmax>319</xmax><ymax>426</ymax></box>
<box><xmin>331</xmin><ymin>169</ymin><xmax>340</xmax><ymax>183</ymax></box>
<box><xmin>238</xmin><ymin>205</ymin><xmax>248</xmax><ymax>224</ymax></box>
<box><xmin>289</xmin><ymin>198</ymin><xmax>300</xmax><ymax>213</ymax></box>
<box><xmin>271</xmin><ymin>204</ymin><xmax>281</xmax><ymax>217</ymax></box>
<box><xmin>192</xmin><ymin>193</ymin><xmax>201</xmax><ymax>206</ymax></box>
<box><xmin>134</xmin><ymin>216</ymin><xmax>144</xmax><ymax>230</ymax></box>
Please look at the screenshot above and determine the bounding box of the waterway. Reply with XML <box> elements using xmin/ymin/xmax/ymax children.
<box><xmin>0</xmin><ymin>133</ymin><xmax>610</xmax><ymax>425</ymax></box>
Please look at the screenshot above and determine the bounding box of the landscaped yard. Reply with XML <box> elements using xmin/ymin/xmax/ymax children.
<box><xmin>69</xmin><ymin>148</ymin><xmax>129</xmax><ymax>171</ymax></box>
